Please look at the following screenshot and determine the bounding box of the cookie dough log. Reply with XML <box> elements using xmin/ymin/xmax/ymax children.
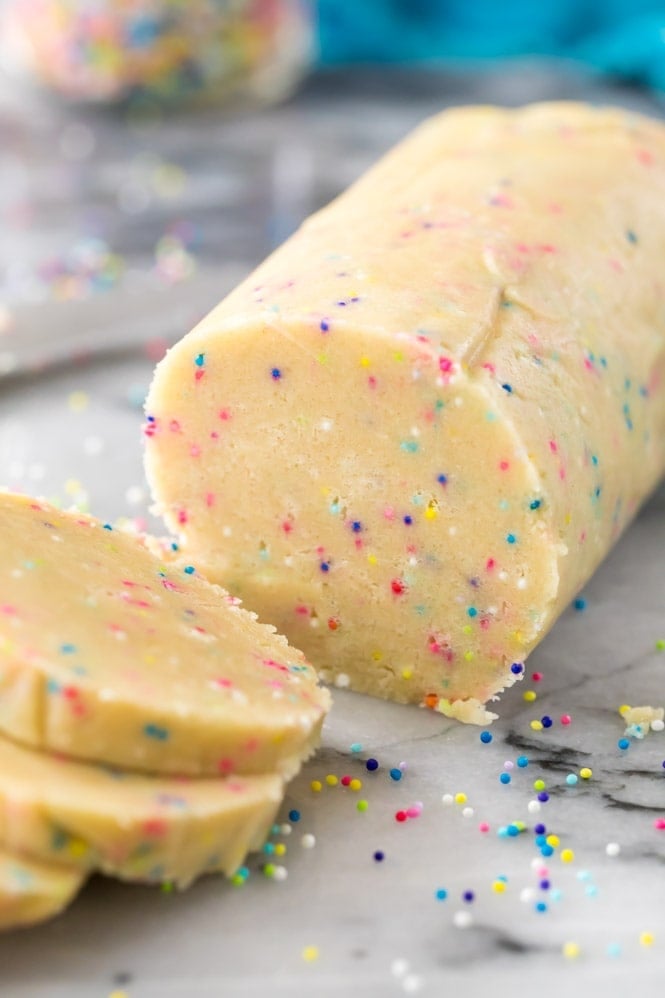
<box><xmin>0</xmin><ymin>734</ymin><xmax>283</xmax><ymax>888</ymax></box>
<box><xmin>0</xmin><ymin>493</ymin><xmax>330</xmax><ymax>775</ymax></box>
<box><xmin>144</xmin><ymin>102</ymin><xmax>665</xmax><ymax>723</ymax></box>
<box><xmin>0</xmin><ymin>848</ymin><xmax>84</xmax><ymax>931</ymax></box>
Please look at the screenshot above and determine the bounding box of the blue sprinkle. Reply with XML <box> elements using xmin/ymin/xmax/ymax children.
<box><xmin>626</xmin><ymin>230</ymin><xmax>638</xmax><ymax>243</ymax></box>
<box><xmin>365</xmin><ymin>758</ymin><xmax>379</xmax><ymax>772</ymax></box>
<box><xmin>467</xmin><ymin>607</ymin><xmax>478</xmax><ymax>618</ymax></box>
<box><xmin>401</xmin><ymin>440</ymin><xmax>419</xmax><ymax>453</ymax></box>
<box><xmin>288</xmin><ymin>809</ymin><xmax>301</xmax><ymax>822</ymax></box>
<box><xmin>506</xmin><ymin>824</ymin><xmax>520</xmax><ymax>837</ymax></box>
<box><xmin>573</xmin><ymin>597</ymin><xmax>587</xmax><ymax>611</ymax></box>
<box><xmin>534</xmin><ymin>823</ymin><xmax>546</xmax><ymax>835</ymax></box>
<box><xmin>510</xmin><ymin>662</ymin><xmax>523</xmax><ymax>675</ymax></box>
<box><xmin>435</xmin><ymin>888</ymin><xmax>448</xmax><ymax>901</ymax></box>
<box><xmin>506</xmin><ymin>533</ymin><xmax>517</xmax><ymax>544</ymax></box>
<box><xmin>540</xmin><ymin>844</ymin><xmax>554</xmax><ymax>857</ymax></box>
<box><xmin>403</xmin><ymin>515</ymin><xmax>413</xmax><ymax>525</ymax></box>
<box><xmin>350</xmin><ymin>743</ymin><xmax>363</xmax><ymax>753</ymax></box>
<box><xmin>437</xmin><ymin>473</ymin><xmax>448</xmax><ymax>485</ymax></box>
<box><xmin>271</xmin><ymin>367</ymin><xmax>282</xmax><ymax>380</ymax></box>
<box><xmin>517</xmin><ymin>755</ymin><xmax>529</xmax><ymax>768</ymax></box>
<box><xmin>529</xmin><ymin>499</ymin><xmax>542</xmax><ymax>510</ymax></box>
<box><xmin>499</xmin><ymin>772</ymin><xmax>511</xmax><ymax>785</ymax></box>
<box><xmin>480</xmin><ymin>731</ymin><xmax>493</xmax><ymax>744</ymax></box>
<box><xmin>535</xmin><ymin>902</ymin><xmax>548</xmax><ymax>913</ymax></box>
<box><xmin>144</xmin><ymin>724</ymin><xmax>169</xmax><ymax>741</ymax></box>
<box><xmin>617</xmin><ymin>738</ymin><xmax>630</xmax><ymax>751</ymax></box>
<box><xmin>194</xmin><ymin>353</ymin><xmax>205</xmax><ymax>367</ymax></box>
<box><xmin>389</xmin><ymin>767</ymin><xmax>402</xmax><ymax>782</ymax></box>
<box><xmin>541</xmin><ymin>716</ymin><xmax>553</xmax><ymax>729</ymax></box>
<box><xmin>351</xmin><ymin>521</ymin><xmax>362</xmax><ymax>533</ymax></box>
<box><xmin>566</xmin><ymin>774</ymin><xmax>578</xmax><ymax>786</ymax></box>
<box><xmin>263</xmin><ymin>842</ymin><xmax>275</xmax><ymax>854</ymax></box>
<box><xmin>501</xmin><ymin>383</ymin><xmax>513</xmax><ymax>393</ymax></box>
<box><xmin>537</xmin><ymin>792</ymin><xmax>549</xmax><ymax>802</ymax></box>
<box><xmin>320</xmin><ymin>320</ymin><xmax>329</xmax><ymax>332</ymax></box>
<box><xmin>59</xmin><ymin>643</ymin><xmax>77</xmax><ymax>654</ymax></box>
<box><xmin>183</xmin><ymin>566</ymin><xmax>195</xmax><ymax>575</ymax></box>
<box><xmin>320</xmin><ymin>561</ymin><xmax>330</xmax><ymax>573</ymax></box>
<box><xmin>103</xmin><ymin>524</ymin><xmax>113</xmax><ymax>531</ymax></box>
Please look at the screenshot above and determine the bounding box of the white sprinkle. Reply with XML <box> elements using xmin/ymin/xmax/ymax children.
<box><xmin>125</xmin><ymin>486</ymin><xmax>145</xmax><ymax>506</ymax></box>
<box><xmin>83</xmin><ymin>435</ymin><xmax>104</xmax><ymax>456</ymax></box>
<box><xmin>520</xmin><ymin>888</ymin><xmax>536</xmax><ymax>903</ymax></box>
<box><xmin>280</xmin><ymin>824</ymin><xmax>292</xmax><ymax>836</ymax></box>
<box><xmin>498</xmin><ymin>570</ymin><xmax>509</xmax><ymax>582</ymax></box>
<box><xmin>527</xmin><ymin>800</ymin><xmax>542</xmax><ymax>814</ymax></box>
<box><xmin>283</xmin><ymin>556</ymin><xmax>293</xmax><ymax>566</ymax></box>
<box><xmin>334</xmin><ymin>673</ymin><xmax>350</xmax><ymax>688</ymax></box>
<box><xmin>301</xmin><ymin>834</ymin><xmax>316</xmax><ymax>849</ymax></box>
<box><xmin>453</xmin><ymin>396</ymin><xmax>463</xmax><ymax>407</ymax></box>
<box><xmin>453</xmin><ymin>910</ymin><xmax>473</xmax><ymax>928</ymax></box>
<box><xmin>441</xmin><ymin>794</ymin><xmax>454</xmax><ymax>806</ymax></box>
<box><xmin>403</xmin><ymin>974</ymin><xmax>424</xmax><ymax>993</ymax></box>
<box><xmin>272</xmin><ymin>865</ymin><xmax>288</xmax><ymax>881</ymax></box>
<box><xmin>319</xmin><ymin>418</ymin><xmax>333</xmax><ymax>432</ymax></box>
<box><xmin>651</xmin><ymin>719</ymin><xmax>664</xmax><ymax>732</ymax></box>
<box><xmin>462</xmin><ymin>807</ymin><xmax>474</xmax><ymax>818</ymax></box>
<box><xmin>517</xmin><ymin>577</ymin><xmax>527</xmax><ymax>590</ymax></box>
<box><xmin>606</xmin><ymin>842</ymin><xmax>621</xmax><ymax>857</ymax></box>
<box><xmin>222</xmin><ymin>526</ymin><xmax>232</xmax><ymax>537</ymax></box>
<box><xmin>448</xmin><ymin>526</ymin><xmax>457</xmax><ymax>536</ymax></box>
<box><xmin>391</xmin><ymin>959</ymin><xmax>409</xmax><ymax>978</ymax></box>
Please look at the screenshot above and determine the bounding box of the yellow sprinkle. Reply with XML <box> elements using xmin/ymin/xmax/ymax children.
<box><xmin>462</xmin><ymin>624</ymin><xmax>472</xmax><ymax>635</ymax></box>
<box><xmin>639</xmin><ymin>932</ymin><xmax>654</xmax><ymax>947</ymax></box>
<box><xmin>371</xmin><ymin>649</ymin><xmax>383</xmax><ymax>661</ymax></box>
<box><xmin>349</xmin><ymin>778</ymin><xmax>362</xmax><ymax>792</ymax></box>
<box><xmin>401</xmin><ymin>668</ymin><xmax>413</xmax><ymax>680</ymax></box>
<box><xmin>263</xmin><ymin>863</ymin><xmax>276</xmax><ymax>877</ymax></box>
<box><xmin>231</xmin><ymin>873</ymin><xmax>245</xmax><ymax>886</ymax></box>
<box><xmin>393</xmin><ymin>351</ymin><xmax>404</xmax><ymax>361</ymax></box>
<box><xmin>357</xmin><ymin>800</ymin><xmax>369</xmax><ymax>812</ymax></box>
<box><xmin>64</xmin><ymin>478</ymin><xmax>83</xmax><ymax>496</ymax></box>
<box><xmin>564</xmin><ymin>513</ymin><xmax>572</xmax><ymax>526</ymax></box>
<box><xmin>325</xmin><ymin>774</ymin><xmax>338</xmax><ymax>787</ymax></box>
<box><xmin>560</xmin><ymin>848</ymin><xmax>575</xmax><ymax>863</ymax></box>
<box><xmin>579</xmin><ymin>767</ymin><xmax>593</xmax><ymax>780</ymax></box>
<box><xmin>545</xmin><ymin>834</ymin><xmax>560</xmax><ymax>848</ymax></box>
<box><xmin>492</xmin><ymin>880</ymin><xmax>507</xmax><ymax>894</ymax></box>
<box><xmin>533</xmin><ymin>779</ymin><xmax>546</xmax><ymax>791</ymax></box>
<box><xmin>317</xmin><ymin>353</ymin><xmax>328</xmax><ymax>365</ymax></box>
<box><xmin>302</xmin><ymin>945</ymin><xmax>319</xmax><ymax>963</ymax></box>
<box><xmin>530</xmin><ymin>720</ymin><xmax>543</xmax><ymax>731</ymax></box>
<box><xmin>359</xmin><ymin>356</ymin><xmax>371</xmax><ymax>367</ymax></box>
<box><xmin>68</xmin><ymin>390</ymin><xmax>89</xmax><ymax>412</ymax></box>
<box><xmin>367</xmin><ymin>554</ymin><xmax>378</xmax><ymax>566</ymax></box>
<box><xmin>67</xmin><ymin>838</ymin><xmax>89</xmax><ymax>859</ymax></box>
<box><xmin>424</xmin><ymin>503</ymin><xmax>438</xmax><ymax>520</ymax></box>
<box><xmin>274</xmin><ymin>843</ymin><xmax>286</xmax><ymax>857</ymax></box>
<box><xmin>454</xmin><ymin>793</ymin><xmax>467</xmax><ymax>805</ymax></box>
<box><xmin>511</xmin><ymin>630</ymin><xmax>524</xmax><ymax>645</ymax></box>
<box><xmin>562</xmin><ymin>941</ymin><xmax>581</xmax><ymax>959</ymax></box>
<box><xmin>464</xmin><ymin>650</ymin><xmax>474</xmax><ymax>661</ymax></box>
<box><xmin>618</xmin><ymin>704</ymin><xmax>632</xmax><ymax>717</ymax></box>
<box><xmin>108</xmin><ymin>991</ymin><xmax>130</xmax><ymax>998</ymax></box>
<box><xmin>523</xmin><ymin>690</ymin><xmax>537</xmax><ymax>702</ymax></box>
<box><xmin>310</xmin><ymin>780</ymin><xmax>322</xmax><ymax>793</ymax></box>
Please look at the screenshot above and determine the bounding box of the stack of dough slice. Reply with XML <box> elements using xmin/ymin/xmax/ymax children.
<box><xmin>0</xmin><ymin>492</ymin><xmax>330</xmax><ymax>930</ymax></box>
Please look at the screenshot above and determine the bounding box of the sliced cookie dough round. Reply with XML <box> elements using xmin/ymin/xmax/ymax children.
<box><xmin>0</xmin><ymin>492</ymin><xmax>331</xmax><ymax>777</ymax></box>
<box><xmin>0</xmin><ymin>847</ymin><xmax>85</xmax><ymax>932</ymax></box>
<box><xmin>0</xmin><ymin>733</ymin><xmax>283</xmax><ymax>888</ymax></box>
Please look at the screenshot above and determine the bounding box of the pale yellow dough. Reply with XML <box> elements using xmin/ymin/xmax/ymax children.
<box><xmin>0</xmin><ymin>733</ymin><xmax>283</xmax><ymax>887</ymax></box>
<box><xmin>145</xmin><ymin>102</ymin><xmax>665</xmax><ymax>720</ymax></box>
<box><xmin>0</xmin><ymin>847</ymin><xmax>84</xmax><ymax>931</ymax></box>
<box><xmin>0</xmin><ymin>492</ymin><xmax>330</xmax><ymax>775</ymax></box>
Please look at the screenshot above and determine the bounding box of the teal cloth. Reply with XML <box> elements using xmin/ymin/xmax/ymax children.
<box><xmin>317</xmin><ymin>0</ymin><xmax>665</xmax><ymax>92</ymax></box>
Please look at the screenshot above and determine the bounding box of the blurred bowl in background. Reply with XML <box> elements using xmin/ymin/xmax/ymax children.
<box><xmin>0</xmin><ymin>0</ymin><xmax>314</xmax><ymax>107</ymax></box>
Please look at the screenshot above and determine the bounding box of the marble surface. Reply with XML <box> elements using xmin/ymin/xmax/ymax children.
<box><xmin>0</xmin><ymin>64</ymin><xmax>663</xmax><ymax>997</ymax></box>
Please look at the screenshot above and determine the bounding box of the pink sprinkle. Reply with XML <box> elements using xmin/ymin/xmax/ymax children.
<box><xmin>486</xmin><ymin>558</ymin><xmax>496</xmax><ymax>571</ymax></box>
<box><xmin>532</xmin><ymin>672</ymin><xmax>543</xmax><ymax>682</ymax></box>
<box><xmin>219</xmin><ymin>409</ymin><xmax>231</xmax><ymax>420</ymax></box>
<box><xmin>654</xmin><ymin>818</ymin><xmax>665</xmax><ymax>830</ymax></box>
<box><xmin>549</xmin><ymin>440</ymin><xmax>558</xmax><ymax>454</ymax></box>
<box><xmin>406</xmin><ymin>805</ymin><xmax>422</xmax><ymax>819</ymax></box>
<box><xmin>479</xmin><ymin>822</ymin><xmax>490</xmax><ymax>833</ymax></box>
<box><xmin>205</xmin><ymin>492</ymin><xmax>215</xmax><ymax>507</ymax></box>
<box><xmin>217</xmin><ymin>758</ymin><xmax>235</xmax><ymax>774</ymax></box>
<box><xmin>195</xmin><ymin>369</ymin><xmax>205</xmax><ymax>382</ymax></box>
<box><xmin>560</xmin><ymin>714</ymin><xmax>572</xmax><ymax>726</ymax></box>
<box><xmin>499</xmin><ymin>460</ymin><xmax>510</xmax><ymax>471</ymax></box>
